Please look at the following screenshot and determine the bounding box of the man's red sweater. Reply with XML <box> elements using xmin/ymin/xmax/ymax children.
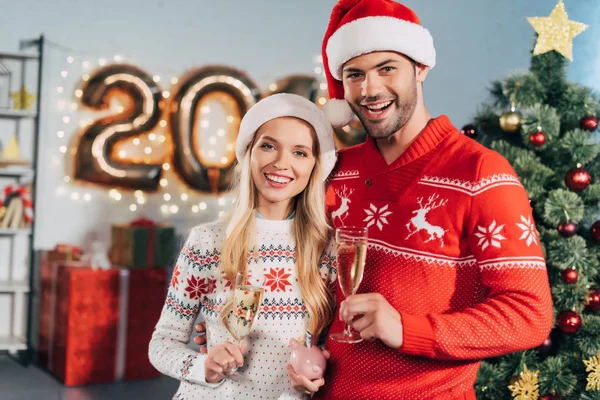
<box><xmin>316</xmin><ymin>115</ymin><xmax>553</xmax><ymax>400</ymax></box>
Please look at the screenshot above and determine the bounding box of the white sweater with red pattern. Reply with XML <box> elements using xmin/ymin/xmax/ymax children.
<box><xmin>149</xmin><ymin>218</ymin><xmax>336</xmax><ymax>400</ymax></box>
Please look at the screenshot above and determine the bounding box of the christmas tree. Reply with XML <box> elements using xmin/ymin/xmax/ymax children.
<box><xmin>471</xmin><ymin>2</ymin><xmax>600</xmax><ymax>399</ymax></box>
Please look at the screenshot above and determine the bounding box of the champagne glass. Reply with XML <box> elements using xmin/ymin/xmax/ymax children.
<box><xmin>227</xmin><ymin>272</ymin><xmax>265</xmax><ymax>376</ymax></box>
<box><xmin>330</xmin><ymin>227</ymin><xmax>368</xmax><ymax>344</ymax></box>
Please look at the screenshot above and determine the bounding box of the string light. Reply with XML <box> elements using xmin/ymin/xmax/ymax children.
<box><xmin>71</xmin><ymin>103</ymin><xmax>78</xmax><ymax>110</ymax></box>
<box><xmin>218</xmin><ymin>197</ymin><xmax>227</xmax><ymax>206</ymax></box>
<box><xmin>62</xmin><ymin>116</ymin><xmax>70</xmax><ymax>123</ymax></box>
<box><xmin>218</xmin><ymin>211</ymin><xmax>225</xmax><ymax>217</ymax></box>
<box><xmin>170</xmin><ymin>205</ymin><xmax>179</xmax><ymax>214</ymax></box>
<box><xmin>199</xmin><ymin>202</ymin><xmax>207</xmax><ymax>210</ymax></box>
<box><xmin>82</xmin><ymin>74</ymin><xmax>90</xmax><ymax>81</ymax></box>
<box><xmin>218</xmin><ymin>129</ymin><xmax>225</xmax><ymax>137</ymax></box>
<box><xmin>220</xmin><ymin>157</ymin><xmax>228</xmax><ymax>165</ymax></box>
<box><xmin>59</xmin><ymin>146</ymin><xmax>67</xmax><ymax>153</ymax></box>
<box><xmin>192</xmin><ymin>205</ymin><xmax>199</xmax><ymax>213</ymax></box>
<box><xmin>158</xmin><ymin>135</ymin><xmax>166</xmax><ymax>143</ymax></box>
<box><xmin>82</xmin><ymin>61</ymin><xmax>91</xmax><ymax>69</ymax></box>
<box><xmin>269</xmin><ymin>83</ymin><xmax>277</xmax><ymax>91</ymax></box>
<box><xmin>129</xmin><ymin>204</ymin><xmax>137</xmax><ymax>212</ymax></box>
<box><xmin>57</xmin><ymin>130</ymin><xmax>65</xmax><ymax>138</ymax></box>
<box><xmin>118</xmin><ymin>150</ymin><xmax>126</xmax><ymax>158</ymax></box>
<box><xmin>61</xmin><ymin>71</ymin><xmax>68</xmax><ymax>78</ymax></box>
<box><xmin>209</xmin><ymin>136</ymin><xmax>217</xmax><ymax>145</ymax></box>
<box><xmin>75</xmin><ymin>89</ymin><xmax>83</xmax><ymax>98</ymax></box>
<box><xmin>133</xmin><ymin>138</ymin><xmax>141</xmax><ymax>146</ymax></box>
<box><xmin>98</xmin><ymin>58</ymin><xmax>107</xmax><ymax>66</ymax></box>
<box><xmin>148</xmin><ymin>133</ymin><xmax>156</xmax><ymax>141</ymax></box>
<box><xmin>83</xmin><ymin>193</ymin><xmax>92</xmax><ymax>202</ymax></box>
<box><xmin>201</xmin><ymin>120</ymin><xmax>210</xmax><ymax>128</ymax></box>
<box><xmin>71</xmin><ymin>192</ymin><xmax>80</xmax><ymax>201</ymax></box>
<box><xmin>63</xmin><ymin>176</ymin><xmax>71</xmax><ymax>183</ymax></box>
<box><xmin>226</xmin><ymin>115</ymin><xmax>234</xmax><ymax>123</ymax></box>
<box><xmin>67</xmin><ymin>56</ymin><xmax>74</xmax><ymax>64</ymax></box>
<box><xmin>171</xmin><ymin>77</ymin><xmax>178</xmax><ymax>85</ymax></box>
<box><xmin>164</xmin><ymin>193</ymin><xmax>171</xmax><ymax>201</ymax></box>
<box><xmin>163</xmin><ymin>91</ymin><xmax>170</xmax><ymax>99</ymax></box>
<box><xmin>201</xmin><ymin>106</ymin><xmax>211</xmax><ymax>114</ymax></box>
<box><xmin>161</xmin><ymin>205</ymin><xmax>168</xmax><ymax>213</ymax></box>
<box><xmin>181</xmin><ymin>193</ymin><xmax>188</xmax><ymax>201</ymax></box>
<box><xmin>159</xmin><ymin>120</ymin><xmax>167</xmax><ymax>128</ymax></box>
<box><xmin>160</xmin><ymin>178</ymin><xmax>168</xmax><ymax>187</ymax></box>
<box><xmin>153</xmin><ymin>75</ymin><xmax>161</xmax><ymax>83</ymax></box>
<box><xmin>144</xmin><ymin>146</ymin><xmax>152</xmax><ymax>155</ymax></box>
<box><xmin>162</xmin><ymin>163</ymin><xmax>170</xmax><ymax>171</ymax></box>
<box><xmin>113</xmin><ymin>54</ymin><xmax>123</xmax><ymax>62</ymax></box>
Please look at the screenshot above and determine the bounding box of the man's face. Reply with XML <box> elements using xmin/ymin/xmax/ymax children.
<box><xmin>341</xmin><ymin>51</ymin><xmax>420</xmax><ymax>139</ymax></box>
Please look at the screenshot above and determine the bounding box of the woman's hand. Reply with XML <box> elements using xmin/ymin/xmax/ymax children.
<box><xmin>204</xmin><ymin>341</ymin><xmax>247</xmax><ymax>384</ymax></box>
<box><xmin>285</xmin><ymin>350</ymin><xmax>330</xmax><ymax>395</ymax></box>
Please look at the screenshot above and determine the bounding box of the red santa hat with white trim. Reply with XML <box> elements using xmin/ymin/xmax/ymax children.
<box><xmin>322</xmin><ymin>0</ymin><xmax>436</xmax><ymax>127</ymax></box>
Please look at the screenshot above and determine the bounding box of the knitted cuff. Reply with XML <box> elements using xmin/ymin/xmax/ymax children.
<box><xmin>186</xmin><ymin>353</ymin><xmax>225</xmax><ymax>388</ymax></box>
<box><xmin>398</xmin><ymin>312</ymin><xmax>437</xmax><ymax>358</ymax></box>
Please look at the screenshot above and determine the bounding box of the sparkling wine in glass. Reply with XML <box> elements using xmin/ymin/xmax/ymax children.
<box><xmin>330</xmin><ymin>227</ymin><xmax>368</xmax><ymax>344</ymax></box>
<box><xmin>226</xmin><ymin>272</ymin><xmax>264</xmax><ymax>376</ymax></box>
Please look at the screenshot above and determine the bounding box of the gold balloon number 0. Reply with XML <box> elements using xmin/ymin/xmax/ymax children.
<box><xmin>74</xmin><ymin>64</ymin><xmax>365</xmax><ymax>193</ymax></box>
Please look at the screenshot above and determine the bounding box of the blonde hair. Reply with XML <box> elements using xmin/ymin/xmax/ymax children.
<box><xmin>220</xmin><ymin>124</ymin><xmax>334</xmax><ymax>338</ymax></box>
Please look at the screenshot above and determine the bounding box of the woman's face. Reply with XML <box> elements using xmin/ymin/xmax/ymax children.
<box><xmin>250</xmin><ymin>117</ymin><xmax>317</xmax><ymax>211</ymax></box>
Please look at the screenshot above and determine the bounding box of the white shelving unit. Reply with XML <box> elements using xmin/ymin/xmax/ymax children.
<box><xmin>0</xmin><ymin>38</ymin><xmax>43</xmax><ymax>364</ymax></box>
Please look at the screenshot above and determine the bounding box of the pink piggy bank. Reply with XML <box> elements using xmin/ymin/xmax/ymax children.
<box><xmin>289</xmin><ymin>338</ymin><xmax>327</xmax><ymax>380</ymax></box>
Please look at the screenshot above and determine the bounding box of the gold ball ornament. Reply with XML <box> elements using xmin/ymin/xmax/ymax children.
<box><xmin>499</xmin><ymin>111</ymin><xmax>522</xmax><ymax>133</ymax></box>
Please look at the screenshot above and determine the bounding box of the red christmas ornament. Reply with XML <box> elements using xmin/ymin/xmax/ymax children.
<box><xmin>557</xmin><ymin>221</ymin><xmax>577</xmax><ymax>237</ymax></box>
<box><xmin>585</xmin><ymin>288</ymin><xmax>600</xmax><ymax>312</ymax></box>
<box><xmin>537</xmin><ymin>336</ymin><xmax>553</xmax><ymax>354</ymax></box>
<box><xmin>591</xmin><ymin>220</ymin><xmax>600</xmax><ymax>244</ymax></box>
<box><xmin>565</xmin><ymin>167</ymin><xmax>591</xmax><ymax>192</ymax></box>
<box><xmin>460</xmin><ymin>124</ymin><xmax>477</xmax><ymax>139</ymax></box>
<box><xmin>556</xmin><ymin>310</ymin><xmax>582</xmax><ymax>334</ymax></box>
<box><xmin>529</xmin><ymin>130</ymin><xmax>546</xmax><ymax>147</ymax></box>
<box><xmin>580</xmin><ymin>115</ymin><xmax>598</xmax><ymax>132</ymax></box>
<box><xmin>541</xmin><ymin>395</ymin><xmax>563</xmax><ymax>400</ymax></box>
<box><xmin>560</xmin><ymin>268</ymin><xmax>578</xmax><ymax>284</ymax></box>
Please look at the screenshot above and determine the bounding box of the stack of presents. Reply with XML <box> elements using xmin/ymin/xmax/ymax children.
<box><xmin>37</xmin><ymin>218</ymin><xmax>177</xmax><ymax>386</ymax></box>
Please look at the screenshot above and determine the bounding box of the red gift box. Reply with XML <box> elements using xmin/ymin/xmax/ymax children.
<box><xmin>38</xmin><ymin>258</ymin><xmax>167</xmax><ymax>386</ymax></box>
<box><xmin>38</xmin><ymin>244</ymin><xmax>83</xmax><ymax>368</ymax></box>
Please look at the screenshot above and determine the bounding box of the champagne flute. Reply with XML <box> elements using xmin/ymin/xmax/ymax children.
<box><xmin>227</xmin><ymin>272</ymin><xmax>265</xmax><ymax>376</ymax></box>
<box><xmin>330</xmin><ymin>227</ymin><xmax>368</xmax><ymax>344</ymax></box>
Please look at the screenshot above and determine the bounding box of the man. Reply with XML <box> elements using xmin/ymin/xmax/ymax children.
<box><xmin>196</xmin><ymin>0</ymin><xmax>553</xmax><ymax>398</ymax></box>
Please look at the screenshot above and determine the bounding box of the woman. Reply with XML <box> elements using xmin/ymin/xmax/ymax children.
<box><xmin>149</xmin><ymin>94</ymin><xmax>338</xmax><ymax>399</ymax></box>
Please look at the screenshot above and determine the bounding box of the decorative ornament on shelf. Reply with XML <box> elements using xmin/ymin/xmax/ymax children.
<box><xmin>557</xmin><ymin>221</ymin><xmax>577</xmax><ymax>237</ymax></box>
<box><xmin>499</xmin><ymin>107</ymin><xmax>522</xmax><ymax>133</ymax></box>
<box><xmin>527</xmin><ymin>0</ymin><xmax>588</xmax><ymax>61</ymax></box>
<box><xmin>556</xmin><ymin>310</ymin><xmax>582</xmax><ymax>335</ymax></box>
<box><xmin>585</xmin><ymin>288</ymin><xmax>600</xmax><ymax>312</ymax></box>
<box><xmin>529</xmin><ymin>126</ymin><xmax>546</xmax><ymax>147</ymax></box>
<box><xmin>584</xmin><ymin>352</ymin><xmax>600</xmax><ymax>391</ymax></box>
<box><xmin>460</xmin><ymin>124</ymin><xmax>477</xmax><ymax>139</ymax></box>
<box><xmin>0</xmin><ymin>136</ymin><xmax>30</xmax><ymax>166</ymax></box>
<box><xmin>10</xmin><ymin>85</ymin><xmax>36</xmax><ymax>110</ymax></box>
<box><xmin>0</xmin><ymin>185</ymin><xmax>34</xmax><ymax>229</ymax></box>
<box><xmin>565</xmin><ymin>165</ymin><xmax>591</xmax><ymax>192</ymax></box>
<box><xmin>580</xmin><ymin>114</ymin><xmax>598</xmax><ymax>132</ymax></box>
<box><xmin>508</xmin><ymin>364</ymin><xmax>540</xmax><ymax>400</ymax></box>
<box><xmin>591</xmin><ymin>220</ymin><xmax>600</xmax><ymax>243</ymax></box>
<box><xmin>560</xmin><ymin>268</ymin><xmax>578</xmax><ymax>284</ymax></box>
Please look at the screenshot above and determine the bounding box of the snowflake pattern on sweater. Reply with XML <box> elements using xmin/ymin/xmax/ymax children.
<box><xmin>149</xmin><ymin>218</ymin><xmax>336</xmax><ymax>400</ymax></box>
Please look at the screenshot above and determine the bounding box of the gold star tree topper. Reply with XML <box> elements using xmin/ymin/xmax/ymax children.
<box><xmin>10</xmin><ymin>85</ymin><xmax>36</xmax><ymax>111</ymax></box>
<box><xmin>527</xmin><ymin>0</ymin><xmax>588</xmax><ymax>61</ymax></box>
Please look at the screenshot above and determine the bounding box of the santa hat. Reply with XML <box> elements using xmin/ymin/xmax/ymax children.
<box><xmin>322</xmin><ymin>0</ymin><xmax>436</xmax><ymax>127</ymax></box>
<box><xmin>235</xmin><ymin>93</ymin><xmax>337</xmax><ymax>182</ymax></box>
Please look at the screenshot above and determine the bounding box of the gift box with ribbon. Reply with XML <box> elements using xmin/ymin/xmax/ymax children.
<box><xmin>38</xmin><ymin>258</ymin><xmax>167</xmax><ymax>386</ymax></box>
<box><xmin>110</xmin><ymin>217</ymin><xmax>176</xmax><ymax>268</ymax></box>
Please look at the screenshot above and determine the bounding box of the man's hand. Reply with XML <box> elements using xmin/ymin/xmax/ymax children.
<box><xmin>194</xmin><ymin>322</ymin><xmax>208</xmax><ymax>354</ymax></box>
<box><xmin>285</xmin><ymin>350</ymin><xmax>330</xmax><ymax>395</ymax></box>
<box><xmin>339</xmin><ymin>293</ymin><xmax>403</xmax><ymax>349</ymax></box>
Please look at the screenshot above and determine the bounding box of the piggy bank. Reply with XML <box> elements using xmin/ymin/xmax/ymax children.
<box><xmin>289</xmin><ymin>338</ymin><xmax>327</xmax><ymax>380</ymax></box>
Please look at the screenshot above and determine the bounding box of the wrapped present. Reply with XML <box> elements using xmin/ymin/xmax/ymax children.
<box><xmin>110</xmin><ymin>217</ymin><xmax>176</xmax><ymax>268</ymax></box>
<box><xmin>38</xmin><ymin>260</ymin><xmax>167</xmax><ymax>386</ymax></box>
<box><xmin>38</xmin><ymin>244</ymin><xmax>83</xmax><ymax>367</ymax></box>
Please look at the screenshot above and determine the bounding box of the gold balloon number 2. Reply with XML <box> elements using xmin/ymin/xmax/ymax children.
<box><xmin>73</xmin><ymin>64</ymin><xmax>365</xmax><ymax>193</ymax></box>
